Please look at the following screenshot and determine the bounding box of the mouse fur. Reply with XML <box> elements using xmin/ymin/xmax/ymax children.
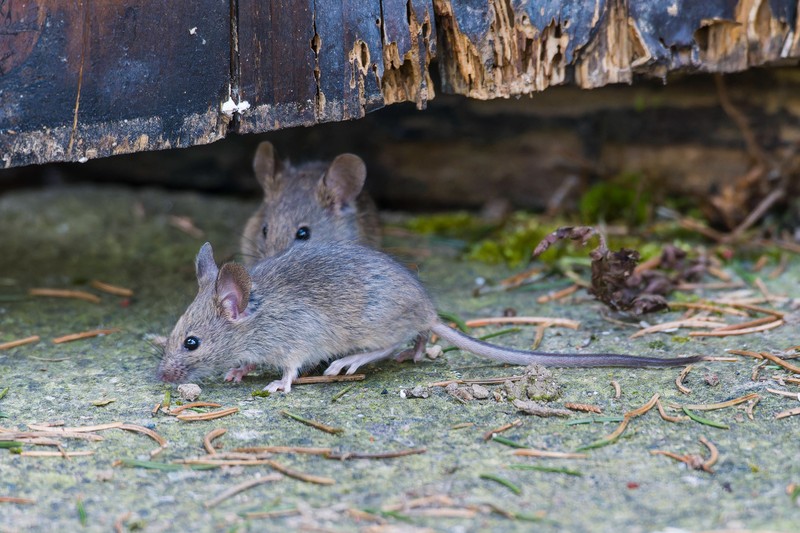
<box><xmin>157</xmin><ymin>242</ymin><xmax>703</xmax><ymax>392</ymax></box>
<box><xmin>240</xmin><ymin>142</ymin><xmax>380</xmax><ymax>265</ymax></box>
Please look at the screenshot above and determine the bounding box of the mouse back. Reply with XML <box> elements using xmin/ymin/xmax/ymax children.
<box><xmin>241</xmin><ymin>142</ymin><xmax>380</xmax><ymax>264</ymax></box>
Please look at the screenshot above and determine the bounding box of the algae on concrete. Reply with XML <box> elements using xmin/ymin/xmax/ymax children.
<box><xmin>1</xmin><ymin>186</ymin><xmax>799</xmax><ymax>532</ymax></box>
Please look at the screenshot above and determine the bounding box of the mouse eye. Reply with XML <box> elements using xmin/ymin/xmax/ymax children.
<box><xmin>295</xmin><ymin>226</ymin><xmax>310</xmax><ymax>240</ymax></box>
<box><xmin>183</xmin><ymin>336</ymin><xmax>200</xmax><ymax>351</ymax></box>
<box><xmin>261</xmin><ymin>225</ymin><xmax>267</xmax><ymax>239</ymax></box>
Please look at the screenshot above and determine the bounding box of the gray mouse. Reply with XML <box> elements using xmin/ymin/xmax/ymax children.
<box><xmin>157</xmin><ymin>242</ymin><xmax>703</xmax><ymax>393</ymax></box>
<box><xmin>240</xmin><ymin>141</ymin><xmax>380</xmax><ymax>265</ymax></box>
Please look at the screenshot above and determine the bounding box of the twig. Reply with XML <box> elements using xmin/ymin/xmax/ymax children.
<box><xmin>676</xmin><ymin>365</ymin><xmax>693</xmax><ymax>395</ymax></box>
<box><xmin>293</xmin><ymin>374</ymin><xmax>365</xmax><ymax>385</ymax></box>
<box><xmin>204</xmin><ymin>474</ymin><xmax>283</xmax><ymax>508</ymax></box>
<box><xmin>710</xmin><ymin>316</ymin><xmax>780</xmax><ymax>332</ymax></box>
<box><xmin>631</xmin><ymin>318</ymin><xmax>727</xmax><ymax>339</ymax></box>
<box><xmin>203</xmin><ymin>428</ymin><xmax>227</xmax><ymax>455</ymax></box>
<box><xmin>177</xmin><ymin>407</ymin><xmax>239</xmax><ymax>422</ymax></box>
<box><xmin>52</xmin><ymin>328</ymin><xmax>121</xmax><ymax>344</ymax></box>
<box><xmin>512</xmin><ymin>449</ymin><xmax>588</xmax><ymax>459</ymax></box>
<box><xmin>325</xmin><ymin>448</ymin><xmax>426</xmax><ymax>460</ymax></box>
<box><xmin>730</xmin><ymin>188</ymin><xmax>785</xmax><ymax>239</ymax></box>
<box><xmin>90</xmin><ymin>280</ymin><xmax>134</xmax><ymax>297</ymax></box>
<box><xmin>667</xmin><ymin>302</ymin><xmax>747</xmax><ymax>317</ymax></box>
<box><xmin>689</xmin><ymin>320</ymin><xmax>783</xmax><ymax>337</ymax></box>
<box><xmin>766</xmin><ymin>388</ymin><xmax>800</xmax><ymax>400</ymax></box>
<box><xmin>482</xmin><ymin>419</ymin><xmax>522</xmax><ymax>441</ymax></box>
<box><xmin>28</xmin><ymin>288</ymin><xmax>100</xmax><ymax>304</ymax></box>
<box><xmin>775</xmin><ymin>406</ymin><xmax>800</xmax><ymax>420</ymax></box>
<box><xmin>0</xmin><ymin>336</ymin><xmax>40</xmax><ymax>351</ymax></box>
<box><xmin>727</xmin><ymin>302</ymin><xmax>784</xmax><ymax>318</ymax></box>
<box><xmin>464</xmin><ymin>317</ymin><xmax>580</xmax><ymax>329</ymax></box>
<box><xmin>280</xmin><ymin>410</ymin><xmax>343</xmax><ymax>435</ymax></box>
<box><xmin>266</xmin><ymin>460</ymin><xmax>335</xmax><ymax>485</ymax></box>
<box><xmin>756</xmin><ymin>352</ymin><xmax>800</xmax><ymax>374</ymax></box>
<box><xmin>610</xmin><ymin>381</ymin><xmax>621</xmax><ymax>399</ymax></box>
<box><xmin>168</xmin><ymin>215</ymin><xmax>204</xmax><ymax>238</ymax></box>
<box><xmin>536</xmin><ymin>284</ymin><xmax>579</xmax><ymax>304</ymax></box>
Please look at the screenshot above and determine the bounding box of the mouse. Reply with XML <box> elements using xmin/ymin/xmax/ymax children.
<box><xmin>240</xmin><ymin>141</ymin><xmax>380</xmax><ymax>265</ymax></box>
<box><xmin>156</xmin><ymin>242</ymin><xmax>704</xmax><ymax>393</ymax></box>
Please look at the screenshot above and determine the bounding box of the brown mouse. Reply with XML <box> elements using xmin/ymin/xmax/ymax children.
<box><xmin>240</xmin><ymin>141</ymin><xmax>380</xmax><ymax>265</ymax></box>
<box><xmin>157</xmin><ymin>242</ymin><xmax>703</xmax><ymax>393</ymax></box>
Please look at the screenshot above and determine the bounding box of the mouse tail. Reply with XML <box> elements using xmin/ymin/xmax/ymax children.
<box><xmin>430</xmin><ymin>323</ymin><xmax>703</xmax><ymax>368</ymax></box>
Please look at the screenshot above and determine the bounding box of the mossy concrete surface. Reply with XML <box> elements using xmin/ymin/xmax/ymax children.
<box><xmin>1</xmin><ymin>186</ymin><xmax>799</xmax><ymax>532</ymax></box>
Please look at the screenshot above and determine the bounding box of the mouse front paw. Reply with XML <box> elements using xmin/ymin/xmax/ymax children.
<box><xmin>225</xmin><ymin>363</ymin><xmax>257</xmax><ymax>383</ymax></box>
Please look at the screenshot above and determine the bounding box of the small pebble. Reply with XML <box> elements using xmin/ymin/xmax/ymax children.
<box><xmin>426</xmin><ymin>345</ymin><xmax>443</xmax><ymax>359</ymax></box>
<box><xmin>471</xmin><ymin>384</ymin><xmax>490</xmax><ymax>400</ymax></box>
<box><xmin>704</xmin><ymin>373</ymin><xmax>720</xmax><ymax>387</ymax></box>
<box><xmin>177</xmin><ymin>383</ymin><xmax>201</xmax><ymax>401</ymax></box>
<box><xmin>404</xmin><ymin>386</ymin><xmax>430</xmax><ymax>399</ymax></box>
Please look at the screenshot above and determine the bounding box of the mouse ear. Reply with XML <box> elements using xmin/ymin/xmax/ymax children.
<box><xmin>252</xmin><ymin>141</ymin><xmax>282</xmax><ymax>192</ymax></box>
<box><xmin>319</xmin><ymin>153</ymin><xmax>366</xmax><ymax>211</ymax></box>
<box><xmin>196</xmin><ymin>243</ymin><xmax>219</xmax><ymax>288</ymax></box>
<box><xmin>216</xmin><ymin>263</ymin><xmax>251</xmax><ymax>321</ymax></box>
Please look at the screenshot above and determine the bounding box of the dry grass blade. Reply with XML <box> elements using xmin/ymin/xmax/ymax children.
<box><xmin>293</xmin><ymin>374</ymin><xmax>365</xmax><ymax>385</ymax></box>
<box><xmin>675</xmin><ymin>393</ymin><xmax>759</xmax><ymax>411</ymax></box>
<box><xmin>28</xmin><ymin>288</ymin><xmax>100</xmax><ymax>304</ymax></box>
<box><xmin>407</xmin><ymin>508</ymin><xmax>478</xmax><ymax>518</ymax></box>
<box><xmin>20</xmin><ymin>451</ymin><xmax>94</xmax><ymax>457</ymax></box>
<box><xmin>775</xmin><ymin>406</ymin><xmax>800</xmax><ymax>420</ymax></box>
<box><xmin>177</xmin><ymin>407</ymin><xmax>239</xmax><ymax>422</ymax></box>
<box><xmin>266</xmin><ymin>460</ymin><xmax>335</xmax><ymax>485</ymax></box>
<box><xmin>28</xmin><ymin>422</ymin><xmax>123</xmax><ymax>433</ymax></box>
<box><xmin>204</xmin><ymin>474</ymin><xmax>283</xmax><ymax>508</ymax></box>
<box><xmin>119</xmin><ymin>424</ymin><xmax>167</xmax><ymax>456</ymax></box>
<box><xmin>0</xmin><ymin>336</ymin><xmax>40</xmax><ymax>351</ymax></box>
<box><xmin>90</xmin><ymin>280</ymin><xmax>134</xmax><ymax>297</ymax></box>
<box><xmin>464</xmin><ymin>317</ymin><xmax>580</xmax><ymax>329</ymax></box>
<box><xmin>656</xmin><ymin>399</ymin><xmax>685</xmax><ymax>423</ymax></box>
<box><xmin>579</xmin><ymin>394</ymin><xmax>660</xmax><ymax>450</ymax></box>
<box><xmin>676</xmin><ymin>365</ymin><xmax>693</xmax><ymax>395</ymax></box>
<box><xmin>168</xmin><ymin>401</ymin><xmax>222</xmax><ymax>414</ymax></box>
<box><xmin>689</xmin><ymin>320</ymin><xmax>783</xmax><ymax>337</ymax></box>
<box><xmin>0</xmin><ymin>496</ymin><xmax>36</xmax><ymax>504</ymax></box>
<box><xmin>667</xmin><ymin>302</ymin><xmax>747</xmax><ymax>317</ymax></box>
<box><xmin>325</xmin><ymin>448</ymin><xmax>426</xmax><ymax>460</ymax></box>
<box><xmin>512</xmin><ymin>449</ymin><xmax>588</xmax><ymax>459</ymax></box>
<box><xmin>232</xmin><ymin>446</ymin><xmax>331</xmax><ymax>455</ymax></box>
<box><xmin>711</xmin><ymin>316</ymin><xmax>779</xmax><ymax>332</ymax></box>
<box><xmin>699</xmin><ymin>436</ymin><xmax>719</xmax><ymax>472</ymax></box>
<box><xmin>630</xmin><ymin>319</ymin><xmax>726</xmax><ymax>339</ymax></box>
<box><xmin>168</xmin><ymin>215</ymin><xmax>204</xmax><ymax>238</ymax></box>
<box><xmin>53</xmin><ymin>328</ymin><xmax>121</xmax><ymax>344</ymax></box>
<box><xmin>727</xmin><ymin>302</ymin><xmax>784</xmax><ymax>318</ymax></box>
<box><xmin>610</xmin><ymin>381</ymin><xmax>621</xmax><ymax>399</ymax></box>
<box><xmin>536</xmin><ymin>284</ymin><xmax>579</xmax><ymax>304</ymax></box>
<box><xmin>203</xmin><ymin>428</ymin><xmax>227</xmax><ymax>455</ymax></box>
<box><xmin>766</xmin><ymin>388</ymin><xmax>800</xmax><ymax>400</ymax></box>
<box><xmin>280</xmin><ymin>410</ymin><xmax>343</xmax><ymax>434</ymax></box>
<box><xmin>757</xmin><ymin>352</ymin><xmax>800</xmax><ymax>374</ymax></box>
<box><xmin>482</xmin><ymin>419</ymin><xmax>522</xmax><ymax>441</ymax></box>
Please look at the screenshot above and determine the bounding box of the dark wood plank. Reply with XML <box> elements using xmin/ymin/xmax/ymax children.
<box><xmin>1</xmin><ymin>0</ymin><xmax>230</xmax><ymax>167</ymax></box>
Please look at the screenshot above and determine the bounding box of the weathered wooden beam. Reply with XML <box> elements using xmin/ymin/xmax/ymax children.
<box><xmin>0</xmin><ymin>1</ymin><xmax>436</xmax><ymax>168</ymax></box>
<box><xmin>433</xmin><ymin>0</ymin><xmax>800</xmax><ymax>98</ymax></box>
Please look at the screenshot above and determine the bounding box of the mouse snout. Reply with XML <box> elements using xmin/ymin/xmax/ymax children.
<box><xmin>157</xmin><ymin>360</ymin><xmax>188</xmax><ymax>383</ymax></box>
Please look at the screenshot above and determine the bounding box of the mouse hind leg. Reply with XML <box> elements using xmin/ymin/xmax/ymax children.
<box><xmin>264</xmin><ymin>366</ymin><xmax>299</xmax><ymax>393</ymax></box>
<box><xmin>324</xmin><ymin>346</ymin><xmax>399</xmax><ymax>376</ymax></box>
<box><xmin>394</xmin><ymin>334</ymin><xmax>428</xmax><ymax>363</ymax></box>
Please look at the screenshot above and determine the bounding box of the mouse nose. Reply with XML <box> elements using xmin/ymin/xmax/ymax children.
<box><xmin>157</xmin><ymin>362</ymin><xmax>185</xmax><ymax>383</ymax></box>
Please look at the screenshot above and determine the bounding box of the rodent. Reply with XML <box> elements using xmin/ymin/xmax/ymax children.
<box><xmin>157</xmin><ymin>242</ymin><xmax>704</xmax><ymax>393</ymax></box>
<box><xmin>240</xmin><ymin>141</ymin><xmax>380</xmax><ymax>265</ymax></box>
